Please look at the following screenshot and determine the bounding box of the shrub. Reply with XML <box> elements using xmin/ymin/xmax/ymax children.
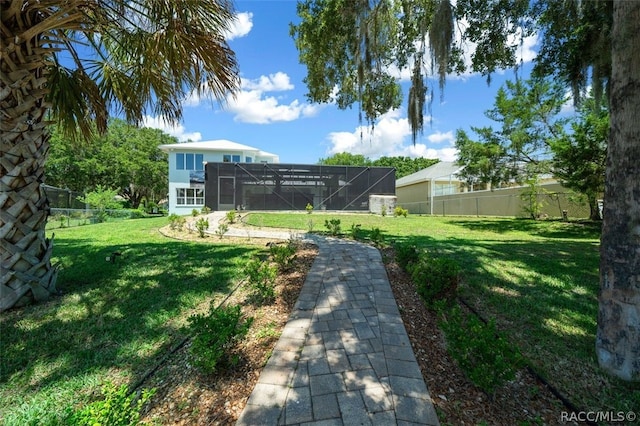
<box><xmin>306</xmin><ymin>203</ymin><xmax>313</xmax><ymax>214</ymax></box>
<box><xmin>410</xmin><ymin>254</ymin><xmax>460</xmax><ymax>303</ymax></box>
<box><xmin>394</xmin><ymin>206</ymin><xmax>409</xmax><ymax>217</ymax></box>
<box><xmin>168</xmin><ymin>214</ymin><xmax>186</xmax><ymax>231</ymax></box>
<box><xmin>225</xmin><ymin>210</ymin><xmax>237</xmax><ymax>224</ymax></box>
<box><xmin>438</xmin><ymin>306</ymin><xmax>524</xmax><ymax>394</ymax></box>
<box><xmin>129</xmin><ymin>209</ymin><xmax>145</xmax><ymax>219</ymax></box>
<box><xmin>187</xmin><ymin>303</ymin><xmax>253</xmax><ymax>374</ymax></box>
<box><xmin>349</xmin><ymin>223</ymin><xmax>362</xmax><ymax>240</ymax></box>
<box><xmin>380</xmin><ymin>205</ymin><xmax>387</xmax><ymax>217</ymax></box>
<box><xmin>201</xmin><ymin>206</ymin><xmax>211</xmax><ymax>214</ymax></box>
<box><xmin>192</xmin><ymin>209</ymin><xmax>199</xmax><ymax>217</ymax></box>
<box><xmin>324</xmin><ymin>218</ymin><xmax>341</xmax><ymax>236</ymax></box>
<box><xmin>195</xmin><ymin>217</ymin><xmax>209</xmax><ymax>237</ymax></box>
<box><xmin>307</xmin><ymin>219</ymin><xmax>314</xmax><ymax>233</ymax></box>
<box><xmin>67</xmin><ymin>382</ymin><xmax>155</xmax><ymax>426</ymax></box>
<box><xmin>395</xmin><ymin>242</ymin><xmax>420</xmax><ymax>270</ymax></box>
<box><xmin>246</xmin><ymin>258</ymin><xmax>278</xmax><ymax>304</ymax></box>
<box><xmin>269</xmin><ymin>242</ymin><xmax>297</xmax><ymax>271</ymax></box>
<box><xmin>215</xmin><ymin>222</ymin><xmax>229</xmax><ymax>238</ymax></box>
<box><xmin>369</xmin><ymin>227</ymin><xmax>384</xmax><ymax>246</ymax></box>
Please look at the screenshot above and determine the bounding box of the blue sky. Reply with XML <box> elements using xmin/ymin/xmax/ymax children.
<box><xmin>142</xmin><ymin>0</ymin><xmax>541</xmax><ymax>164</ymax></box>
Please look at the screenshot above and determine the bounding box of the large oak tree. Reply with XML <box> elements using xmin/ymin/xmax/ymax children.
<box><xmin>292</xmin><ymin>0</ymin><xmax>639</xmax><ymax>381</ymax></box>
<box><xmin>0</xmin><ymin>0</ymin><xmax>239</xmax><ymax>311</ymax></box>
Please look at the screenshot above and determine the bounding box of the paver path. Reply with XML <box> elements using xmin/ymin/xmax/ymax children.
<box><xmin>231</xmin><ymin>231</ymin><xmax>440</xmax><ymax>426</ymax></box>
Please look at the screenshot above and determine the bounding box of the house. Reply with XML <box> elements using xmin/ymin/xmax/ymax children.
<box><xmin>396</xmin><ymin>161</ymin><xmax>465</xmax><ymax>214</ymax></box>
<box><xmin>159</xmin><ymin>140</ymin><xmax>279</xmax><ymax>215</ymax></box>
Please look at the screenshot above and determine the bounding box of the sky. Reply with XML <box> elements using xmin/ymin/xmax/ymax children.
<box><xmin>142</xmin><ymin>0</ymin><xmax>541</xmax><ymax>165</ymax></box>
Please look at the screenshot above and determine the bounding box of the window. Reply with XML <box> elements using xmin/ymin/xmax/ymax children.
<box><xmin>176</xmin><ymin>188</ymin><xmax>204</xmax><ymax>205</ymax></box>
<box><xmin>176</xmin><ymin>153</ymin><xmax>203</xmax><ymax>170</ymax></box>
<box><xmin>223</xmin><ymin>154</ymin><xmax>241</xmax><ymax>163</ymax></box>
<box><xmin>245</xmin><ymin>157</ymin><xmax>252</xmax><ymax>163</ymax></box>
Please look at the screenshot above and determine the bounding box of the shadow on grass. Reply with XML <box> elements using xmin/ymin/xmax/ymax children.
<box><xmin>0</xmin><ymin>237</ymin><xmax>259</xmax><ymax>399</ymax></box>
<box><xmin>447</xmin><ymin>218</ymin><xmax>602</xmax><ymax>240</ymax></box>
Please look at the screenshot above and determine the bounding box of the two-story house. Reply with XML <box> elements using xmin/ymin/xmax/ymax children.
<box><xmin>159</xmin><ymin>140</ymin><xmax>279</xmax><ymax>215</ymax></box>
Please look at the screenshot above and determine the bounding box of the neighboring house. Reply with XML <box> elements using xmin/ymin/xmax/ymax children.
<box><xmin>396</xmin><ymin>161</ymin><xmax>465</xmax><ymax>214</ymax></box>
<box><xmin>159</xmin><ymin>140</ymin><xmax>279</xmax><ymax>215</ymax></box>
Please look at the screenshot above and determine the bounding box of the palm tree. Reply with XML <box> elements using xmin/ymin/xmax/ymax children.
<box><xmin>0</xmin><ymin>0</ymin><xmax>240</xmax><ymax>311</ymax></box>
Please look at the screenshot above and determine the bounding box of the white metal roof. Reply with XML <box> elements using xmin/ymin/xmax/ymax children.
<box><xmin>159</xmin><ymin>139</ymin><xmax>278</xmax><ymax>159</ymax></box>
<box><xmin>396</xmin><ymin>161</ymin><xmax>464</xmax><ymax>187</ymax></box>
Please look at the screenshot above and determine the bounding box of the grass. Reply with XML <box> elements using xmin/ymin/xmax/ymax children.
<box><xmin>245</xmin><ymin>212</ymin><xmax>640</xmax><ymax>414</ymax></box>
<box><xmin>0</xmin><ymin>217</ymin><xmax>262</xmax><ymax>425</ymax></box>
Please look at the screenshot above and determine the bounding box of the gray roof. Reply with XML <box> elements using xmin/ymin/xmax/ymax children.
<box><xmin>396</xmin><ymin>161</ymin><xmax>464</xmax><ymax>187</ymax></box>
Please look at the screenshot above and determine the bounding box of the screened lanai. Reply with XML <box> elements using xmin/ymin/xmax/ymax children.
<box><xmin>204</xmin><ymin>162</ymin><xmax>395</xmax><ymax>211</ymax></box>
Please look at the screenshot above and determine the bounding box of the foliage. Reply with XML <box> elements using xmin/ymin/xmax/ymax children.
<box><xmin>67</xmin><ymin>382</ymin><xmax>155</xmax><ymax>426</ymax></box>
<box><xmin>408</xmin><ymin>254</ymin><xmax>460</xmax><ymax>304</ymax></box>
<box><xmin>324</xmin><ymin>218</ymin><xmax>342</xmax><ymax>236</ymax></box>
<box><xmin>195</xmin><ymin>218</ymin><xmax>209</xmax><ymax>238</ymax></box>
<box><xmin>394</xmin><ymin>242</ymin><xmax>420</xmax><ymax>270</ymax></box>
<box><xmin>318</xmin><ymin>153</ymin><xmax>370</xmax><ymax>166</ymax></box>
<box><xmin>187</xmin><ymin>304</ymin><xmax>253</xmax><ymax>374</ymax></box>
<box><xmin>168</xmin><ymin>214</ymin><xmax>186</xmax><ymax>231</ymax></box>
<box><xmin>77</xmin><ymin>185</ymin><xmax>123</xmax><ymax>223</ymax></box>
<box><xmin>394</xmin><ymin>206</ymin><xmax>408</xmax><ymax>217</ymax></box>
<box><xmin>192</xmin><ymin>209</ymin><xmax>199</xmax><ymax>217</ymax></box>
<box><xmin>317</xmin><ymin>153</ymin><xmax>439</xmax><ymax>179</ymax></box>
<box><xmin>438</xmin><ymin>306</ymin><xmax>524</xmax><ymax>394</ymax></box>
<box><xmin>349</xmin><ymin>223</ymin><xmax>363</xmax><ymax>240</ymax></box>
<box><xmin>307</xmin><ymin>219</ymin><xmax>314</xmax><ymax>232</ymax></box>
<box><xmin>215</xmin><ymin>223</ymin><xmax>229</xmax><ymax>239</ymax></box>
<box><xmin>520</xmin><ymin>175</ymin><xmax>549</xmax><ymax>220</ymax></box>
<box><xmin>201</xmin><ymin>206</ymin><xmax>212</xmax><ymax>215</ymax></box>
<box><xmin>225</xmin><ymin>210</ymin><xmax>237</xmax><ymax>224</ymax></box>
<box><xmin>380</xmin><ymin>205</ymin><xmax>387</xmax><ymax>217</ymax></box>
<box><xmin>269</xmin><ymin>242</ymin><xmax>298</xmax><ymax>271</ymax></box>
<box><xmin>549</xmin><ymin>99</ymin><xmax>608</xmax><ymax>220</ymax></box>
<box><xmin>306</xmin><ymin>203</ymin><xmax>314</xmax><ymax>214</ymax></box>
<box><xmin>47</xmin><ymin>120</ymin><xmax>172</xmax><ymax>208</ymax></box>
<box><xmin>368</xmin><ymin>227</ymin><xmax>384</xmax><ymax>246</ymax></box>
<box><xmin>245</xmin><ymin>258</ymin><xmax>278</xmax><ymax>304</ymax></box>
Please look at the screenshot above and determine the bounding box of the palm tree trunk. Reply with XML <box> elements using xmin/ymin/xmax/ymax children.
<box><xmin>596</xmin><ymin>0</ymin><xmax>640</xmax><ymax>381</ymax></box>
<box><xmin>1</xmin><ymin>2</ymin><xmax>58</xmax><ymax>311</ymax></box>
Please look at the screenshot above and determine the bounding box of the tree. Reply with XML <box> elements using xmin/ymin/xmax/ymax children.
<box><xmin>550</xmin><ymin>101</ymin><xmax>608</xmax><ymax>221</ymax></box>
<box><xmin>318</xmin><ymin>153</ymin><xmax>371</xmax><ymax>166</ymax></box>
<box><xmin>1</xmin><ymin>0</ymin><xmax>239</xmax><ymax>311</ymax></box>
<box><xmin>46</xmin><ymin>120</ymin><xmax>173</xmax><ymax>208</ymax></box>
<box><xmin>293</xmin><ymin>0</ymin><xmax>640</xmax><ymax>381</ymax></box>
<box><xmin>372</xmin><ymin>156</ymin><xmax>439</xmax><ymax>179</ymax></box>
<box><xmin>454</xmin><ymin>129</ymin><xmax>511</xmax><ymax>190</ymax></box>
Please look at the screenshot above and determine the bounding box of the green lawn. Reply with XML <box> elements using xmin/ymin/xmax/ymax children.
<box><xmin>0</xmin><ymin>217</ymin><xmax>262</xmax><ymax>425</ymax></box>
<box><xmin>245</xmin><ymin>212</ymin><xmax>640</xmax><ymax>414</ymax></box>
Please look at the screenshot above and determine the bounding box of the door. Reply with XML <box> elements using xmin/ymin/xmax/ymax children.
<box><xmin>218</xmin><ymin>177</ymin><xmax>235</xmax><ymax>210</ymax></box>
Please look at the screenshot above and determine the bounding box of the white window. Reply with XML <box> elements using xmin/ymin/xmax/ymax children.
<box><xmin>222</xmin><ymin>154</ymin><xmax>241</xmax><ymax>163</ymax></box>
<box><xmin>176</xmin><ymin>188</ymin><xmax>204</xmax><ymax>205</ymax></box>
<box><xmin>176</xmin><ymin>153</ymin><xmax>204</xmax><ymax>170</ymax></box>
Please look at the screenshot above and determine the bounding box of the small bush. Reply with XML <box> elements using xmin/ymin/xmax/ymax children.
<box><xmin>192</xmin><ymin>209</ymin><xmax>199</xmax><ymax>217</ymax></box>
<box><xmin>201</xmin><ymin>206</ymin><xmax>212</xmax><ymax>214</ymax></box>
<box><xmin>438</xmin><ymin>306</ymin><xmax>524</xmax><ymax>394</ymax></box>
<box><xmin>67</xmin><ymin>382</ymin><xmax>155</xmax><ymax>426</ymax></box>
<box><xmin>307</xmin><ymin>219</ymin><xmax>314</xmax><ymax>233</ymax></box>
<box><xmin>195</xmin><ymin>217</ymin><xmax>209</xmax><ymax>237</ymax></box>
<box><xmin>269</xmin><ymin>242</ymin><xmax>297</xmax><ymax>271</ymax></box>
<box><xmin>168</xmin><ymin>214</ymin><xmax>186</xmax><ymax>231</ymax></box>
<box><xmin>129</xmin><ymin>209</ymin><xmax>146</xmax><ymax>219</ymax></box>
<box><xmin>369</xmin><ymin>227</ymin><xmax>384</xmax><ymax>246</ymax></box>
<box><xmin>410</xmin><ymin>254</ymin><xmax>460</xmax><ymax>303</ymax></box>
<box><xmin>187</xmin><ymin>303</ymin><xmax>253</xmax><ymax>374</ymax></box>
<box><xmin>324</xmin><ymin>218</ymin><xmax>341</xmax><ymax>236</ymax></box>
<box><xmin>246</xmin><ymin>258</ymin><xmax>278</xmax><ymax>304</ymax></box>
<box><xmin>395</xmin><ymin>242</ymin><xmax>420</xmax><ymax>270</ymax></box>
<box><xmin>394</xmin><ymin>206</ymin><xmax>409</xmax><ymax>217</ymax></box>
<box><xmin>215</xmin><ymin>222</ymin><xmax>229</xmax><ymax>238</ymax></box>
<box><xmin>380</xmin><ymin>205</ymin><xmax>387</xmax><ymax>217</ymax></box>
<box><xmin>349</xmin><ymin>223</ymin><xmax>362</xmax><ymax>240</ymax></box>
<box><xmin>306</xmin><ymin>203</ymin><xmax>313</xmax><ymax>214</ymax></box>
<box><xmin>225</xmin><ymin>210</ymin><xmax>237</xmax><ymax>224</ymax></box>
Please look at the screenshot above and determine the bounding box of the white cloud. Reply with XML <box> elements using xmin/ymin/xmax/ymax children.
<box><xmin>226</xmin><ymin>72</ymin><xmax>321</xmax><ymax>124</ymax></box>
<box><xmin>141</xmin><ymin>115</ymin><xmax>202</xmax><ymax>142</ymax></box>
<box><xmin>325</xmin><ymin>110</ymin><xmax>457</xmax><ymax>162</ymax></box>
<box><xmin>225</xmin><ymin>12</ymin><xmax>253</xmax><ymax>40</ymax></box>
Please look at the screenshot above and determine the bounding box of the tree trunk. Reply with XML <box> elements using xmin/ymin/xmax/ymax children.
<box><xmin>1</xmin><ymin>3</ymin><xmax>58</xmax><ymax>312</ymax></box>
<box><xmin>596</xmin><ymin>1</ymin><xmax>640</xmax><ymax>381</ymax></box>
